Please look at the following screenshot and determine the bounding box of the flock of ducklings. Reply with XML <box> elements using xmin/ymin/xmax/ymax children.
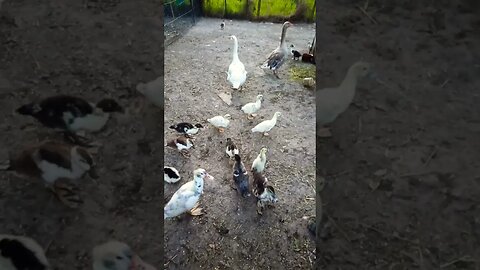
<box><xmin>0</xmin><ymin>18</ymin><xmax>374</xmax><ymax>267</ymax></box>
<box><xmin>163</xmin><ymin>21</ymin><xmax>303</xmax><ymax>220</ymax></box>
<box><xmin>0</xmin><ymin>91</ymin><xmax>159</xmax><ymax>268</ymax></box>
<box><xmin>163</xmin><ymin>21</ymin><xmax>376</xmax><ymax>238</ymax></box>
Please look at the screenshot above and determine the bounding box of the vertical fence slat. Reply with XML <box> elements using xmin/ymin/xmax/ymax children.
<box><xmin>256</xmin><ymin>0</ymin><xmax>261</xmax><ymax>18</ymax></box>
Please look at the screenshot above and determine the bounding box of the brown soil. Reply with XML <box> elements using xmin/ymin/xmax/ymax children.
<box><xmin>318</xmin><ymin>1</ymin><xmax>480</xmax><ymax>269</ymax></box>
<box><xmin>164</xmin><ymin>19</ymin><xmax>316</xmax><ymax>269</ymax></box>
<box><xmin>0</xmin><ymin>0</ymin><xmax>163</xmax><ymax>268</ymax></box>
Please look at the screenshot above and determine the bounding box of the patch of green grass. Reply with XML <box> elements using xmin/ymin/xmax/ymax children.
<box><xmin>203</xmin><ymin>0</ymin><xmax>316</xmax><ymax>22</ymax></box>
<box><xmin>289</xmin><ymin>64</ymin><xmax>315</xmax><ymax>82</ymax></box>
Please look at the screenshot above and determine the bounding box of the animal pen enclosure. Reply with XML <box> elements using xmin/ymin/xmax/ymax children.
<box><xmin>164</xmin><ymin>0</ymin><xmax>316</xmax><ymax>47</ymax></box>
<box><xmin>163</xmin><ymin>0</ymin><xmax>317</xmax><ymax>267</ymax></box>
<box><xmin>164</xmin><ymin>0</ymin><xmax>200</xmax><ymax>46</ymax></box>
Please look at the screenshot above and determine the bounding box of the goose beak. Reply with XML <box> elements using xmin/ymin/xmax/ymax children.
<box><xmin>205</xmin><ymin>173</ymin><xmax>214</xmax><ymax>181</ymax></box>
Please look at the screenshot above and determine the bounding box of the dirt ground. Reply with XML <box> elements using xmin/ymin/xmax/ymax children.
<box><xmin>0</xmin><ymin>0</ymin><xmax>163</xmax><ymax>269</ymax></box>
<box><xmin>164</xmin><ymin>18</ymin><xmax>316</xmax><ymax>269</ymax></box>
<box><xmin>318</xmin><ymin>0</ymin><xmax>480</xmax><ymax>269</ymax></box>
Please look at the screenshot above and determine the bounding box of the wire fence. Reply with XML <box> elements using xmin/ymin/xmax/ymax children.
<box><xmin>164</xmin><ymin>0</ymin><xmax>198</xmax><ymax>46</ymax></box>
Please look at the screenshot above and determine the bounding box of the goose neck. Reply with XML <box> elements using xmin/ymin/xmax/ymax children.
<box><xmin>280</xmin><ymin>25</ymin><xmax>288</xmax><ymax>46</ymax></box>
<box><xmin>232</xmin><ymin>38</ymin><xmax>240</xmax><ymax>62</ymax></box>
<box><xmin>194</xmin><ymin>177</ymin><xmax>203</xmax><ymax>192</ymax></box>
<box><xmin>339</xmin><ymin>68</ymin><xmax>359</xmax><ymax>93</ymax></box>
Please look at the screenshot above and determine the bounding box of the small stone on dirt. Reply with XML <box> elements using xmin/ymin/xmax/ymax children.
<box><xmin>374</xmin><ymin>169</ymin><xmax>387</xmax><ymax>177</ymax></box>
<box><xmin>111</xmin><ymin>161</ymin><xmax>130</xmax><ymax>171</ymax></box>
<box><xmin>217</xmin><ymin>92</ymin><xmax>232</xmax><ymax>105</ymax></box>
<box><xmin>368</xmin><ymin>178</ymin><xmax>382</xmax><ymax>190</ymax></box>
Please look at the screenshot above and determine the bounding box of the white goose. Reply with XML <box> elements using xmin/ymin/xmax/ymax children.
<box><xmin>226</xmin><ymin>35</ymin><xmax>247</xmax><ymax>90</ymax></box>
<box><xmin>136</xmin><ymin>76</ymin><xmax>163</xmax><ymax>108</ymax></box>
<box><xmin>317</xmin><ymin>61</ymin><xmax>372</xmax><ymax>136</ymax></box>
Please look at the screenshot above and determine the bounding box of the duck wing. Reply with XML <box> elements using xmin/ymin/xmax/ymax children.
<box><xmin>166</xmin><ymin>181</ymin><xmax>195</xmax><ymax>206</ymax></box>
<box><xmin>42</xmin><ymin>95</ymin><xmax>94</xmax><ymax>117</ymax></box>
<box><xmin>35</xmin><ymin>145</ymin><xmax>71</xmax><ymax>170</ymax></box>
<box><xmin>263</xmin><ymin>48</ymin><xmax>286</xmax><ymax>70</ymax></box>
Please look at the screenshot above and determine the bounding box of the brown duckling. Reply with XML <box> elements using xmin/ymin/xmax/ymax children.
<box><xmin>0</xmin><ymin>140</ymin><xmax>99</xmax><ymax>208</ymax></box>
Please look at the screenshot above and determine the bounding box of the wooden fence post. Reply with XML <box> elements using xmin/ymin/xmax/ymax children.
<box><xmin>256</xmin><ymin>0</ymin><xmax>262</xmax><ymax>19</ymax></box>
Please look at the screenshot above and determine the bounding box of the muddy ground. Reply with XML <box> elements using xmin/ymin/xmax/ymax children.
<box><xmin>318</xmin><ymin>0</ymin><xmax>480</xmax><ymax>269</ymax></box>
<box><xmin>0</xmin><ymin>0</ymin><xmax>163</xmax><ymax>268</ymax></box>
<box><xmin>164</xmin><ymin>18</ymin><xmax>316</xmax><ymax>269</ymax></box>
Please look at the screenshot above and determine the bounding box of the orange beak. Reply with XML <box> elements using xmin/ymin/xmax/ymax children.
<box><xmin>205</xmin><ymin>173</ymin><xmax>214</xmax><ymax>181</ymax></box>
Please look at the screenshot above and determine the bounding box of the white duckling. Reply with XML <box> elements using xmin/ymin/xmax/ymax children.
<box><xmin>251</xmin><ymin>147</ymin><xmax>267</xmax><ymax>173</ymax></box>
<box><xmin>164</xmin><ymin>168</ymin><xmax>214</xmax><ymax>219</ymax></box>
<box><xmin>207</xmin><ymin>114</ymin><xmax>231</xmax><ymax>133</ymax></box>
<box><xmin>1</xmin><ymin>140</ymin><xmax>99</xmax><ymax>208</ymax></box>
<box><xmin>251</xmin><ymin>112</ymin><xmax>281</xmax><ymax>136</ymax></box>
<box><xmin>0</xmin><ymin>234</ymin><xmax>50</xmax><ymax>270</ymax></box>
<box><xmin>93</xmin><ymin>241</ymin><xmax>156</xmax><ymax>270</ymax></box>
<box><xmin>317</xmin><ymin>61</ymin><xmax>372</xmax><ymax>135</ymax></box>
<box><xmin>227</xmin><ymin>35</ymin><xmax>247</xmax><ymax>90</ymax></box>
<box><xmin>164</xmin><ymin>166</ymin><xmax>181</xmax><ymax>184</ymax></box>
<box><xmin>136</xmin><ymin>76</ymin><xmax>163</xmax><ymax>108</ymax></box>
<box><xmin>225</xmin><ymin>138</ymin><xmax>239</xmax><ymax>159</ymax></box>
<box><xmin>241</xmin><ymin>94</ymin><xmax>263</xmax><ymax>120</ymax></box>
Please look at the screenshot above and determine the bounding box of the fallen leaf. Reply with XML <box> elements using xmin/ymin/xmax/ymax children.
<box><xmin>374</xmin><ymin>104</ymin><xmax>388</xmax><ymax>112</ymax></box>
<box><xmin>217</xmin><ymin>92</ymin><xmax>232</xmax><ymax>105</ymax></box>
<box><xmin>374</xmin><ymin>169</ymin><xmax>387</xmax><ymax>177</ymax></box>
<box><xmin>368</xmin><ymin>178</ymin><xmax>382</xmax><ymax>190</ymax></box>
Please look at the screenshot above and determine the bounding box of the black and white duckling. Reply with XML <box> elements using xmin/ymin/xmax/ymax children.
<box><xmin>93</xmin><ymin>241</ymin><xmax>157</xmax><ymax>270</ymax></box>
<box><xmin>0</xmin><ymin>234</ymin><xmax>50</xmax><ymax>270</ymax></box>
<box><xmin>225</xmin><ymin>138</ymin><xmax>239</xmax><ymax>160</ymax></box>
<box><xmin>233</xmin><ymin>154</ymin><xmax>250</xmax><ymax>198</ymax></box>
<box><xmin>169</xmin><ymin>122</ymin><xmax>204</xmax><ymax>137</ymax></box>
<box><xmin>292</xmin><ymin>50</ymin><xmax>301</xmax><ymax>60</ymax></box>
<box><xmin>164</xmin><ymin>168</ymin><xmax>214</xmax><ymax>219</ymax></box>
<box><xmin>164</xmin><ymin>166</ymin><xmax>181</xmax><ymax>184</ymax></box>
<box><xmin>252</xmin><ymin>170</ymin><xmax>277</xmax><ymax>215</ymax></box>
<box><xmin>0</xmin><ymin>140</ymin><xmax>99</xmax><ymax>208</ymax></box>
<box><xmin>301</xmin><ymin>53</ymin><xmax>315</xmax><ymax>65</ymax></box>
<box><xmin>165</xmin><ymin>136</ymin><xmax>195</xmax><ymax>158</ymax></box>
<box><xmin>251</xmin><ymin>147</ymin><xmax>267</xmax><ymax>173</ymax></box>
<box><xmin>220</xmin><ymin>20</ymin><xmax>225</xmax><ymax>30</ymax></box>
<box><xmin>16</xmin><ymin>95</ymin><xmax>124</xmax><ymax>146</ymax></box>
